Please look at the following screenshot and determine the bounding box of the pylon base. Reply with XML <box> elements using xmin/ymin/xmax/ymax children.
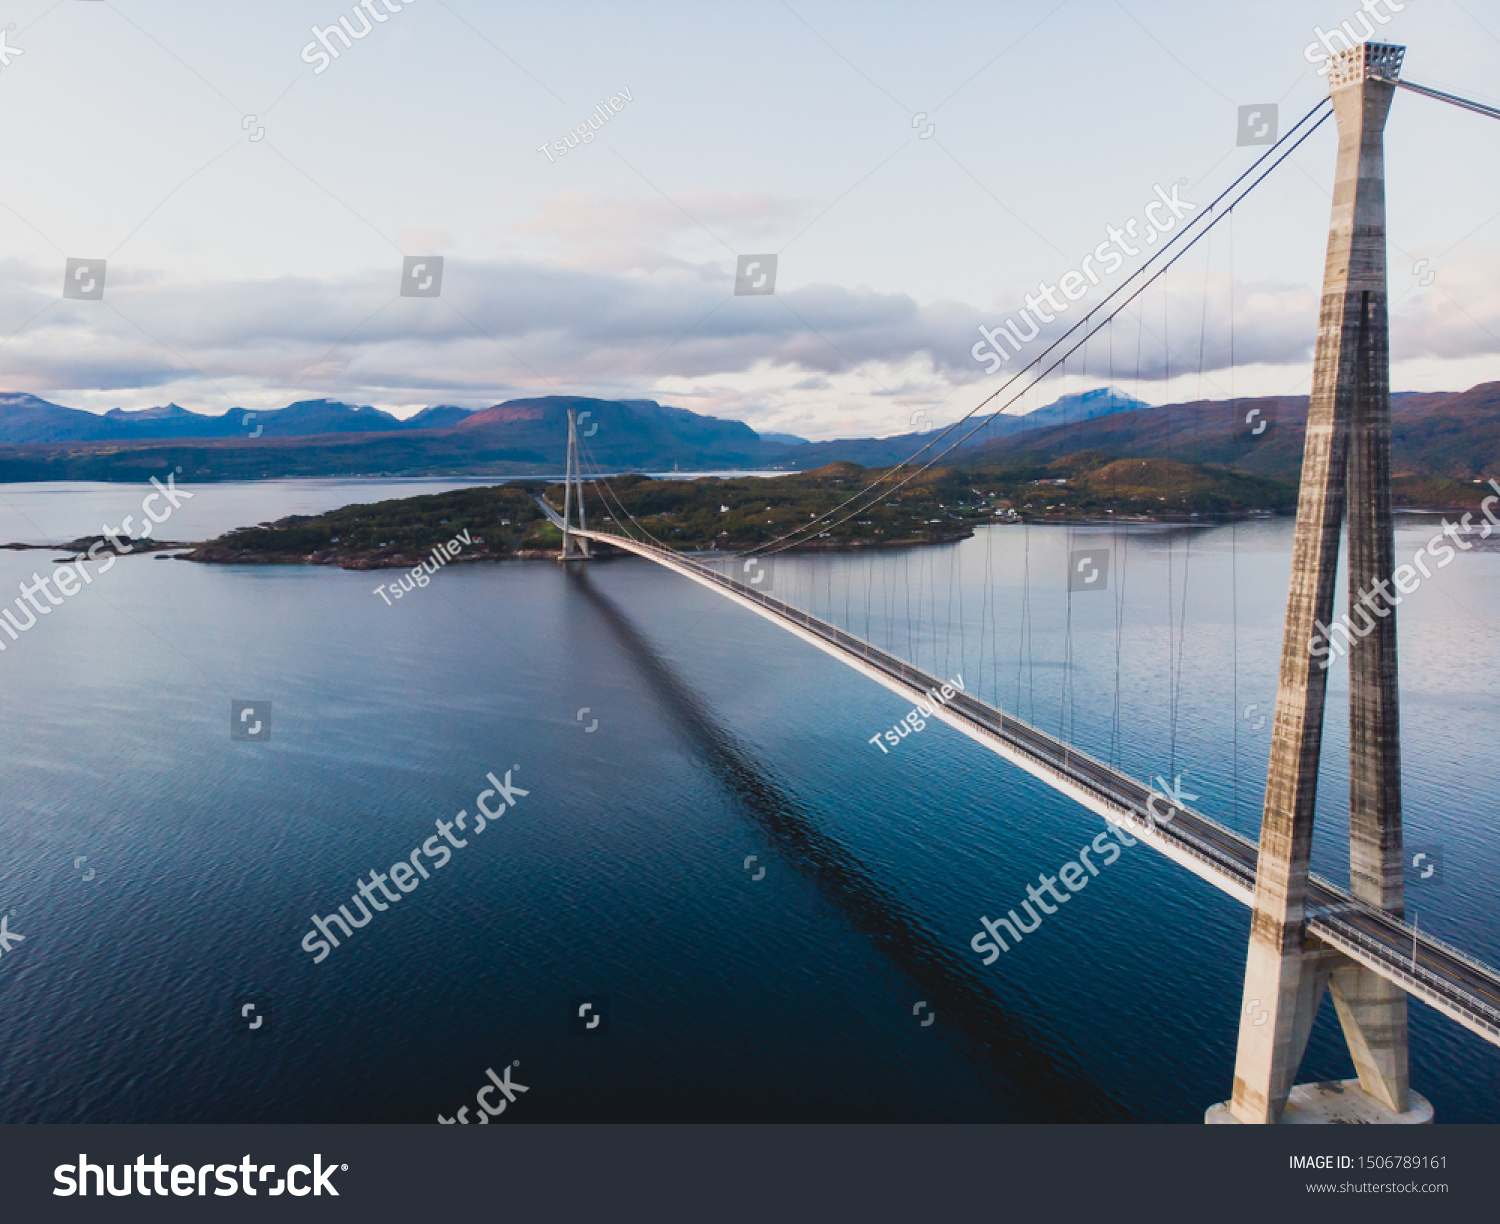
<box><xmin>1204</xmin><ymin>1080</ymin><xmax>1433</xmax><ymax>1124</ymax></box>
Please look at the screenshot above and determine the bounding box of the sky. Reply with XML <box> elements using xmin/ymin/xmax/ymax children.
<box><xmin>0</xmin><ymin>0</ymin><xmax>1497</xmax><ymax>441</ymax></box>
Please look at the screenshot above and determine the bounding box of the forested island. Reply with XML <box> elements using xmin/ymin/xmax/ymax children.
<box><xmin>176</xmin><ymin>455</ymin><xmax>1297</xmax><ymax>570</ymax></box>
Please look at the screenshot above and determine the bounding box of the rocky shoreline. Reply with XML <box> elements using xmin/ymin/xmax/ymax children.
<box><xmin>172</xmin><ymin>531</ymin><xmax>978</xmax><ymax>568</ymax></box>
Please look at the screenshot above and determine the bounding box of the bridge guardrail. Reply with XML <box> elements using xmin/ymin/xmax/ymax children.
<box><xmin>1310</xmin><ymin>916</ymin><xmax>1500</xmax><ymax>1038</ymax></box>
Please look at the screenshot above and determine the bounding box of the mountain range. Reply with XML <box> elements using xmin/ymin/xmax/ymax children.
<box><xmin>0</xmin><ymin>394</ymin><xmax>471</xmax><ymax>443</ymax></box>
<box><xmin>0</xmin><ymin>384</ymin><xmax>1494</xmax><ymax>491</ymax></box>
<box><xmin>0</xmin><ymin>386</ymin><xmax>1148</xmax><ymax>449</ymax></box>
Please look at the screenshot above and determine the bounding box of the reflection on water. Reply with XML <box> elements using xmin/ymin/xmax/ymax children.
<box><xmin>570</xmin><ymin>566</ymin><xmax>1129</xmax><ymax>1122</ymax></box>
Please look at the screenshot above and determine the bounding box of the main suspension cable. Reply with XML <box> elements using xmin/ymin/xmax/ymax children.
<box><xmin>737</xmin><ymin>97</ymin><xmax>1334</xmax><ymax>560</ymax></box>
<box><xmin>744</xmin><ymin>104</ymin><xmax>1336</xmax><ymax>559</ymax></box>
<box><xmin>1397</xmin><ymin>77</ymin><xmax>1500</xmax><ymax>122</ymax></box>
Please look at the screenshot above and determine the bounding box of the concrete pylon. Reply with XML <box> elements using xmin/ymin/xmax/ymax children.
<box><xmin>561</xmin><ymin>407</ymin><xmax>590</xmax><ymax>561</ymax></box>
<box><xmin>1221</xmin><ymin>42</ymin><xmax>1415</xmax><ymax>1125</ymax></box>
<box><xmin>1337</xmin><ymin>45</ymin><xmax>1412</xmax><ymax>1116</ymax></box>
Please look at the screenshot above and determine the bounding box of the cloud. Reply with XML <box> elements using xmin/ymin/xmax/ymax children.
<box><xmin>1391</xmin><ymin>256</ymin><xmax>1500</xmax><ymax>362</ymax></box>
<box><xmin>511</xmin><ymin>190</ymin><xmax>799</xmax><ymax>275</ymax></box>
<box><xmin>0</xmin><ymin>247</ymin><xmax>1494</xmax><ymax>431</ymax></box>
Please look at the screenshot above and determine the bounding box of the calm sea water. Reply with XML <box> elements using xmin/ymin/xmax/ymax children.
<box><xmin>0</xmin><ymin>479</ymin><xmax>1496</xmax><ymax>1122</ymax></box>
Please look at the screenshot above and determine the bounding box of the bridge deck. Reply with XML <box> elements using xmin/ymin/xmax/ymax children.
<box><xmin>545</xmin><ymin>503</ymin><xmax>1500</xmax><ymax>1047</ymax></box>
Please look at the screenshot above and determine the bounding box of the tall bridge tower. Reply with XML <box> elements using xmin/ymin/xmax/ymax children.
<box><xmin>561</xmin><ymin>407</ymin><xmax>591</xmax><ymax>561</ymax></box>
<box><xmin>1214</xmin><ymin>42</ymin><xmax>1430</xmax><ymax>1125</ymax></box>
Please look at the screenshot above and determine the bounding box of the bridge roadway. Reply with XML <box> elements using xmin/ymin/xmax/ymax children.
<box><xmin>545</xmin><ymin>505</ymin><xmax>1500</xmax><ymax>1047</ymax></box>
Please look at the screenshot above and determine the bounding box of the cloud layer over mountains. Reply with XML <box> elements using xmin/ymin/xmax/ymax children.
<box><xmin>3</xmin><ymin>248</ymin><xmax>1493</xmax><ymax>442</ymax></box>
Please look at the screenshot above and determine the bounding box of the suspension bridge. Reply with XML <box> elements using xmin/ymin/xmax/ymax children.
<box><xmin>540</xmin><ymin>43</ymin><xmax>1500</xmax><ymax>1124</ymax></box>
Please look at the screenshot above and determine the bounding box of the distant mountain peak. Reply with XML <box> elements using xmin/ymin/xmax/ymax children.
<box><xmin>0</xmin><ymin>392</ymin><xmax>68</xmax><ymax>410</ymax></box>
<box><xmin>1026</xmin><ymin>387</ymin><xmax>1151</xmax><ymax>421</ymax></box>
<box><xmin>103</xmin><ymin>402</ymin><xmax>199</xmax><ymax>420</ymax></box>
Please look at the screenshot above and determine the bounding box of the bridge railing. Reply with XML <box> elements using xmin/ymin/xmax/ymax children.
<box><xmin>1310</xmin><ymin>915</ymin><xmax>1500</xmax><ymax>1038</ymax></box>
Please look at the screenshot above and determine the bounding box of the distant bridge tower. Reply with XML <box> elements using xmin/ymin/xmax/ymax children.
<box><xmin>561</xmin><ymin>407</ymin><xmax>591</xmax><ymax>561</ymax></box>
<box><xmin>1211</xmin><ymin>42</ymin><xmax>1431</xmax><ymax>1125</ymax></box>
